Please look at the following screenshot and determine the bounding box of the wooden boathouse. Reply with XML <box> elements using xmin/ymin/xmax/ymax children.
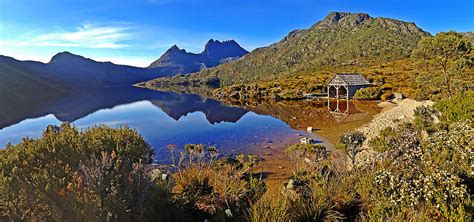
<box><xmin>327</xmin><ymin>74</ymin><xmax>371</xmax><ymax>99</ymax></box>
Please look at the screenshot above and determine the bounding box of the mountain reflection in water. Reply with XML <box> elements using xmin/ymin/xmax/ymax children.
<box><xmin>0</xmin><ymin>87</ymin><xmax>314</xmax><ymax>162</ymax></box>
<box><xmin>0</xmin><ymin>89</ymin><xmax>380</xmax><ymax>162</ymax></box>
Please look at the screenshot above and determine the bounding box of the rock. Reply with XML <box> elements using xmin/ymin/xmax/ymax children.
<box><xmin>393</xmin><ymin>92</ymin><xmax>403</xmax><ymax>99</ymax></box>
<box><xmin>307</xmin><ymin>127</ymin><xmax>313</xmax><ymax>132</ymax></box>
<box><xmin>225</xmin><ymin>209</ymin><xmax>233</xmax><ymax>217</ymax></box>
<box><xmin>300</xmin><ymin>137</ymin><xmax>314</xmax><ymax>144</ymax></box>
<box><xmin>286</xmin><ymin>179</ymin><xmax>296</xmax><ymax>189</ymax></box>
<box><xmin>161</xmin><ymin>173</ymin><xmax>168</xmax><ymax>181</ymax></box>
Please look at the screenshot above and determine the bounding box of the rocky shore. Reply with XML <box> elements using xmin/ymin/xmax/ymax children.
<box><xmin>355</xmin><ymin>98</ymin><xmax>434</xmax><ymax>166</ymax></box>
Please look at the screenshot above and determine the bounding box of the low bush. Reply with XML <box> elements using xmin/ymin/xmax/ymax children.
<box><xmin>285</xmin><ymin>143</ymin><xmax>328</xmax><ymax>171</ymax></box>
<box><xmin>413</xmin><ymin>105</ymin><xmax>439</xmax><ymax>132</ymax></box>
<box><xmin>353</xmin><ymin>87</ymin><xmax>383</xmax><ymax>100</ymax></box>
<box><xmin>336</xmin><ymin>131</ymin><xmax>366</xmax><ymax>166</ymax></box>
<box><xmin>434</xmin><ymin>91</ymin><xmax>474</xmax><ymax>126</ymax></box>
<box><xmin>0</xmin><ymin>123</ymin><xmax>172</xmax><ymax>221</ymax></box>
<box><xmin>170</xmin><ymin>144</ymin><xmax>266</xmax><ymax>221</ymax></box>
<box><xmin>380</xmin><ymin>91</ymin><xmax>394</xmax><ymax>101</ymax></box>
<box><xmin>369</xmin><ymin>127</ymin><xmax>395</xmax><ymax>152</ymax></box>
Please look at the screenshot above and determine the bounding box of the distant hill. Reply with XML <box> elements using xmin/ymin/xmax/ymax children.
<box><xmin>146</xmin><ymin>12</ymin><xmax>430</xmax><ymax>88</ymax></box>
<box><xmin>148</xmin><ymin>39</ymin><xmax>248</xmax><ymax>73</ymax></box>
<box><xmin>0</xmin><ymin>53</ymin><xmax>169</xmax><ymax>90</ymax></box>
<box><xmin>0</xmin><ymin>55</ymin><xmax>68</xmax><ymax>120</ymax></box>
<box><xmin>0</xmin><ymin>52</ymin><xmax>169</xmax><ymax>118</ymax></box>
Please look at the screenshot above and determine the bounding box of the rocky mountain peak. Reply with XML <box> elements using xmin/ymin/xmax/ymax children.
<box><xmin>148</xmin><ymin>39</ymin><xmax>249</xmax><ymax>69</ymax></box>
<box><xmin>166</xmin><ymin>45</ymin><xmax>187</xmax><ymax>54</ymax></box>
<box><xmin>318</xmin><ymin>12</ymin><xmax>371</xmax><ymax>27</ymax></box>
<box><xmin>202</xmin><ymin>39</ymin><xmax>248</xmax><ymax>59</ymax></box>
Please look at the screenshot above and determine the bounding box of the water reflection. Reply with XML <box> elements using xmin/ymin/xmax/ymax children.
<box><xmin>0</xmin><ymin>88</ymin><xmax>380</xmax><ymax>162</ymax></box>
<box><xmin>0</xmin><ymin>87</ymin><xmax>314</xmax><ymax>162</ymax></box>
<box><xmin>0</xmin><ymin>87</ymin><xmax>249</xmax><ymax>130</ymax></box>
<box><xmin>327</xmin><ymin>99</ymin><xmax>367</xmax><ymax>123</ymax></box>
<box><xmin>239</xmin><ymin>99</ymin><xmax>381</xmax><ymax>144</ymax></box>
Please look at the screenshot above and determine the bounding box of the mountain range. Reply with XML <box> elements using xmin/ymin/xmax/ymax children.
<box><xmin>0</xmin><ymin>39</ymin><xmax>248</xmax><ymax>89</ymax></box>
<box><xmin>0</xmin><ymin>39</ymin><xmax>248</xmax><ymax>112</ymax></box>
<box><xmin>2</xmin><ymin>11</ymin><xmax>472</xmax><ymax>106</ymax></box>
<box><xmin>145</xmin><ymin>12</ymin><xmax>431</xmax><ymax>90</ymax></box>
<box><xmin>149</xmin><ymin>39</ymin><xmax>248</xmax><ymax>73</ymax></box>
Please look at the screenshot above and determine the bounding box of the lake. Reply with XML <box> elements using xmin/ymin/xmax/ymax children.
<box><xmin>0</xmin><ymin>87</ymin><xmax>380</xmax><ymax>163</ymax></box>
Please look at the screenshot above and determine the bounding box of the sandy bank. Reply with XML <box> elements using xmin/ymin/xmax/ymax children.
<box><xmin>355</xmin><ymin>98</ymin><xmax>434</xmax><ymax>166</ymax></box>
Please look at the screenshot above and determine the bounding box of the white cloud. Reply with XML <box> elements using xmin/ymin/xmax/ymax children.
<box><xmin>0</xmin><ymin>24</ymin><xmax>135</xmax><ymax>49</ymax></box>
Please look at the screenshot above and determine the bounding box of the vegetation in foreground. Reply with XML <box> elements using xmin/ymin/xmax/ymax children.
<box><xmin>1</xmin><ymin>91</ymin><xmax>472</xmax><ymax>221</ymax></box>
<box><xmin>0</xmin><ymin>125</ymin><xmax>265</xmax><ymax>221</ymax></box>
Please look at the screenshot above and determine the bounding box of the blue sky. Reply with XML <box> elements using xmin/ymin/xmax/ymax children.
<box><xmin>0</xmin><ymin>0</ymin><xmax>473</xmax><ymax>67</ymax></box>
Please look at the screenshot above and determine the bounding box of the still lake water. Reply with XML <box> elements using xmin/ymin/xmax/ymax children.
<box><xmin>0</xmin><ymin>87</ymin><xmax>318</xmax><ymax>162</ymax></box>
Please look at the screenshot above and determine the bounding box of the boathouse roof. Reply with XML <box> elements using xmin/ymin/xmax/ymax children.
<box><xmin>328</xmin><ymin>74</ymin><xmax>371</xmax><ymax>86</ymax></box>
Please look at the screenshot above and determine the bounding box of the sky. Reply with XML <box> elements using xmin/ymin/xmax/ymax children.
<box><xmin>0</xmin><ymin>0</ymin><xmax>473</xmax><ymax>67</ymax></box>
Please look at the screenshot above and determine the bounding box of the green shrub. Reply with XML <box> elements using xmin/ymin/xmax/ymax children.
<box><xmin>434</xmin><ymin>91</ymin><xmax>474</xmax><ymax>126</ymax></box>
<box><xmin>353</xmin><ymin>87</ymin><xmax>383</xmax><ymax>100</ymax></box>
<box><xmin>0</xmin><ymin>123</ymin><xmax>166</xmax><ymax>221</ymax></box>
<box><xmin>336</xmin><ymin>132</ymin><xmax>366</xmax><ymax>166</ymax></box>
<box><xmin>413</xmin><ymin>105</ymin><xmax>439</xmax><ymax>132</ymax></box>
<box><xmin>369</xmin><ymin>127</ymin><xmax>395</xmax><ymax>152</ymax></box>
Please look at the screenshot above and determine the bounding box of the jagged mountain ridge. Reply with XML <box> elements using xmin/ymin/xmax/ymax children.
<box><xmin>152</xmin><ymin>12</ymin><xmax>430</xmax><ymax>87</ymax></box>
<box><xmin>148</xmin><ymin>39</ymin><xmax>248</xmax><ymax>73</ymax></box>
<box><xmin>0</xmin><ymin>39</ymin><xmax>248</xmax><ymax>90</ymax></box>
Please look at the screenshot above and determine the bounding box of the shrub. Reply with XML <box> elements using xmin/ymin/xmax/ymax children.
<box><xmin>413</xmin><ymin>105</ymin><xmax>439</xmax><ymax>132</ymax></box>
<box><xmin>369</xmin><ymin>127</ymin><xmax>395</xmax><ymax>153</ymax></box>
<box><xmin>245</xmin><ymin>195</ymin><xmax>289</xmax><ymax>222</ymax></box>
<box><xmin>434</xmin><ymin>91</ymin><xmax>474</xmax><ymax>126</ymax></box>
<box><xmin>171</xmin><ymin>145</ymin><xmax>265</xmax><ymax>221</ymax></box>
<box><xmin>380</xmin><ymin>91</ymin><xmax>394</xmax><ymax>101</ymax></box>
<box><xmin>285</xmin><ymin>171</ymin><xmax>359</xmax><ymax>221</ymax></box>
<box><xmin>424</xmin><ymin>121</ymin><xmax>473</xmax><ymax>178</ymax></box>
<box><xmin>285</xmin><ymin>143</ymin><xmax>328</xmax><ymax>171</ymax></box>
<box><xmin>336</xmin><ymin>132</ymin><xmax>366</xmax><ymax>166</ymax></box>
<box><xmin>372</xmin><ymin>169</ymin><xmax>470</xmax><ymax>220</ymax></box>
<box><xmin>0</xmin><ymin>123</ymin><xmax>166</xmax><ymax>221</ymax></box>
<box><xmin>353</xmin><ymin>87</ymin><xmax>383</xmax><ymax>100</ymax></box>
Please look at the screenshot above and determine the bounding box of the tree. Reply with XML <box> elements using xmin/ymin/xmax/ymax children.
<box><xmin>412</xmin><ymin>32</ymin><xmax>472</xmax><ymax>97</ymax></box>
<box><xmin>336</xmin><ymin>132</ymin><xmax>366</xmax><ymax>167</ymax></box>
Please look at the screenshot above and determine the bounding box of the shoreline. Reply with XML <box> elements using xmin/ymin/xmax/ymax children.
<box><xmin>253</xmin><ymin>98</ymin><xmax>435</xmax><ymax>191</ymax></box>
<box><xmin>251</xmin><ymin>99</ymin><xmax>386</xmax><ymax>192</ymax></box>
<box><xmin>355</xmin><ymin>98</ymin><xmax>434</xmax><ymax>166</ymax></box>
